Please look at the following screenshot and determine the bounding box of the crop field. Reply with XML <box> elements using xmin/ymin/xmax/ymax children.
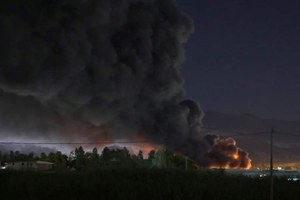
<box><xmin>0</xmin><ymin>169</ymin><xmax>299</xmax><ymax>200</ymax></box>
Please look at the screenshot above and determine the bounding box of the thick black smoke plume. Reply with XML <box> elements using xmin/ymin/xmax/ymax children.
<box><xmin>200</xmin><ymin>136</ymin><xmax>251</xmax><ymax>169</ymax></box>
<box><xmin>0</xmin><ymin>0</ymin><xmax>250</xmax><ymax>168</ymax></box>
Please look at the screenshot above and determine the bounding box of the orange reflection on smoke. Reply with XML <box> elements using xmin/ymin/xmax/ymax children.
<box><xmin>205</xmin><ymin>137</ymin><xmax>252</xmax><ymax>170</ymax></box>
<box><xmin>131</xmin><ymin>142</ymin><xmax>160</xmax><ymax>158</ymax></box>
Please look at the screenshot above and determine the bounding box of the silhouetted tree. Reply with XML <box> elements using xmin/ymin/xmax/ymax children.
<box><xmin>138</xmin><ymin>150</ymin><xmax>144</xmax><ymax>160</ymax></box>
<box><xmin>0</xmin><ymin>151</ymin><xmax>3</xmax><ymax>166</ymax></box>
<box><xmin>54</xmin><ymin>151</ymin><xmax>67</xmax><ymax>170</ymax></box>
<box><xmin>148</xmin><ymin>150</ymin><xmax>156</xmax><ymax>160</ymax></box>
<box><xmin>89</xmin><ymin>147</ymin><xmax>100</xmax><ymax>168</ymax></box>
<box><xmin>101</xmin><ymin>147</ymin><xmax>111</xmax><ymax>162</ymax></box>
<box><xmin>47</xmin><ymin>152</ymin><xmax>55</xmax><ymax>163</ymax></box>
<box><xmin>40</xmin><ymin>152</ymin><xmax>47</xmax><ymax>161</ymax></box>
<box><xmin>75</xmin><ymin>146</ymin><xmax>86</xmax><ymax>170</ymax></box>
<box><xmin>9</xmin><ymin>151</ymin><xmax>14</xmax><ymax>162</ymax></box>
<box><xmin>28</xmin><ymin>152</ymin><xmax>34</xmax><ymax>161</ymax></box>
<box><xmin>67</xmin><ymin>150</ymin><xmax>76</xmax><ymax>169</ymax></box>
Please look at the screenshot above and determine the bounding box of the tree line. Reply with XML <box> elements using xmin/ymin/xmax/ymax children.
<box><xmin>0</xmin><ymin>146</ymin><xmax>197</xmax><ymax>170</ymax></box>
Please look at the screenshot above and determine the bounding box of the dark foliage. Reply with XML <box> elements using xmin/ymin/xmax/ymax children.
<box><xmin>0</xmin><ymin>170</ymin><xmax>299</xmax><ymax>200</ymax></box>
<box><xmin>0</xmin><ymin>146</ymin><xmax>197</xmax><ymax>170</ymax></box>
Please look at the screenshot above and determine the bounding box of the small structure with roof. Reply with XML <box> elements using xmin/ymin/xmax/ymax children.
<box><xmin>7</xmin><ymin>161</ymin><xmax>54</xmax><ymax>171</ymax></box>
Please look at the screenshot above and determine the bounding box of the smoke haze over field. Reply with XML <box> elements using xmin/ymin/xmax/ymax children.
<box><xmin>0</xmin><ymin>0</ymin><xmax>250</xmax><ymax>168</ymax></box>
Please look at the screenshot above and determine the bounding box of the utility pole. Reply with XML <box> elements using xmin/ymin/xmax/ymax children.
<box><xmin>185</xmin><ymin>156</ymin><xmax>188</xmax><ymax>170</ymax></box>
<box><xmin>270</xmin><ymin>128</ymin><xmax>274</xmax><ymax>200</ymax></box>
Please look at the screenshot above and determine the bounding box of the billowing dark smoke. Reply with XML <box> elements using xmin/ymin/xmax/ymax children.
<box><xmin>200</xmin><ymin>136</ymin><xmax>251</xmax><ymax>169</ymax></box>
<box><xmin>0</xmin><ymin>0</ymin><xmax>250</xmax><ymax>168</ymax></box>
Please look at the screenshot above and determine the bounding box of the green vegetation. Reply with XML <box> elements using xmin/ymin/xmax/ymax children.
<box><xmin>0</xmin><ymin>169</ymin><xmax>299</xmax><ymax>200</ymax></box>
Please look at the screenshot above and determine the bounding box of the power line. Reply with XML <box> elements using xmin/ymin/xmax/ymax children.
<box><xmin>202</xmin><ymin>126</ymin><xmax>270</xmax><ymax>137</ymax></box>
<box><xmin>222</xmin><ymin>132</ymin><xmax>269</xmax><ymax>138</ymax></box>
<box><xmin>0</xmin><ymin>141</ymin><xmax>150</xmax><ymax>145</ymax></box>
<box><xmin>202</xmin><ymin>126</ymin><xmax>267</xmax><ymax>133</ymax></box>
<box><xmin>0</xmin><ymin>130</ymin><xmax>298</xmax><ymax>145</ymax></box>
<box><xmin>203</xmin><ymin>126</ymin><xmax>300</xmax><ymax>138</ymax></box>
<box><xmin>0</xmin><ymin>132</ymin><xmax>271</xmax><ymax>145</ymax></box>
<box><xmin>273</xmin><ymin>131</ymin><xmax>300</xmax><ymax>138</ymax></box>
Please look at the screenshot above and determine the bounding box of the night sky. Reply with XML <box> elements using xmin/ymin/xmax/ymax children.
<box><xmin>1</xmin><ymin>0</ymin><xmax>299</xmax><ymax>167</ymax></box>
<box><xmin>178</xmin><ymin>0</ymin><xmax>300</xmax><ymax>120</ymax></box>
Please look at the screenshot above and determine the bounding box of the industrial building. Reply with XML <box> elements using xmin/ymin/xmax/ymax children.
<box><xmin>6</xmin><ymin>161</ymin><xmax>54</xmax><ymax>171</ymax></box>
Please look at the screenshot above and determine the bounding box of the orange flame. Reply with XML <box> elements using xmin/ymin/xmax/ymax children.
<box><xmin>232</xmin><ymin>153</ymin><xmax>239</xmax><ymax>160</ymax></box>
<box><xmin>206</xmin><ymin>138</ymin><xmax>252</xmax><ymax>170</ymax></box>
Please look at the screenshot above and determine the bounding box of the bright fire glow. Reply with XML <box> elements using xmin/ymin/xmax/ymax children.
<box><xmin>232</xmin><ymin>153</ymin><xmax>239</xmax><ymax>160</ymax></box>
<box><xmin>96</xmin><ymin>142</ymin><xmax>160</xmax><ymax>158</ymax></box>
<box><xmin>130</xmin><ymin>142</ymin><xmax>160</xmax><ymax>158</ymax></box>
